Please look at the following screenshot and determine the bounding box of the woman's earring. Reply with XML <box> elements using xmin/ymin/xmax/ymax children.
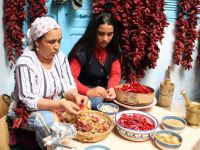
<box><xmin>36</xmin><ymin>47</ymin><xmax>39</xmax><ymax>51</ymax></box>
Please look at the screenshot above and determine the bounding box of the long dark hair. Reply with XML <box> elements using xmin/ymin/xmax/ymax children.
<box><xmin>68</xmin><ymin>11</ymin><xmax>121</xmax><ymax>61</ymax></box>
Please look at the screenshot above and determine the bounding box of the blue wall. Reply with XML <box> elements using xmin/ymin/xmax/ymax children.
<box><xmin>23</xmin><ymin>0</ymin><xmax>93</xmax><ymax>55</ymax></box>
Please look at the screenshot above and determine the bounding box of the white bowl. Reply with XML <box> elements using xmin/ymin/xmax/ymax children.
<box><xmin>162</xmin><ymin>116</ymin><xmax>187</xmax><ymax>134</ymax></box>
<box><xmin>115</xmin><ymin>110</ymin><xmax>159</xmax><ymax>141</ymax></box>
<box><xmin>154</xmin><ymin>130</ymin><xmax>183</xmax><ymax>150</ymax></box>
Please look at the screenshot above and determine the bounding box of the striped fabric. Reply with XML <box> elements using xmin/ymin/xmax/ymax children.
<box><xmin>12</xmin><ymin>49</ymin><xmax>77</xmax><ymax>111</ymax></box>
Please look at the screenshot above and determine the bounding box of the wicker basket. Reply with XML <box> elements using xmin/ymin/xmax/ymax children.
<box><xmin>73</xmin><ymin>110</ymin><xmax>114</xmax><ymax>143</ymax></box>
<box><xmin>114</xmin><ymin>84</ymin><xmax>154</xmax><ymax>106</ymax></box>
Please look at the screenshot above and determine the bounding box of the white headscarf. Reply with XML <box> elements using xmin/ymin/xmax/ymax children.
<box><xmin>26</xmin><ymin>16</ymin><xmax>60</xmax><ymax>50</ymax></box>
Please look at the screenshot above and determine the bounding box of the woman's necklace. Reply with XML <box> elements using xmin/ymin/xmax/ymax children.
<box><xmin>96</xmin><ymin>51</ymin><xmax>105</xmax><ymax>65</ymax></box>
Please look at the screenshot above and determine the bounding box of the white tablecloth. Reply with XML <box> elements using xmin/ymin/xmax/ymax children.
<box><xmin>47</xmin><ymin>106</ymin><xmax>200</xmax><ymax>150</ymax></box>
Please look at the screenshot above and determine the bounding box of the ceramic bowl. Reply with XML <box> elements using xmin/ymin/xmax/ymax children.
<box><xmin>97</xmin><ymin>102</ymin><xmax>119</xmax><ymax>115</ymax></box>
<box><xmin>154</xmin><ymin>130</ymin><xmax>183</xmax><ymax>150</ymax></box>
<box><xmin>162</xmin><ymin>116</ymin><xmax>187</xmax><ymax>134</ymax></box>
<box><xmin>115</xmin><ymin>110</ymin><xmax>159</xmax><ymax>141</ymax></box>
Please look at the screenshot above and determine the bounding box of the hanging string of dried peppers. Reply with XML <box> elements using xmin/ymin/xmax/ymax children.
<box><xmin>3</xmin><ymin>0</ymin><xmax>48</xmax><ymax>67</ymax></box>
<box><xmin>3</xmin><ymin>0</ymin><xmax>27</xmax><ymax>68</ymax></box>
<box><xmin>93</xmin><ymin>0</ymin><xmax>168</xmax><ymax>82</ymax></box>
<box><xmin>173</xmin><ymin>0</ymin><xmax>199</xmax><ymax>70</ymax></box>
<box><xmin>197</xmin><ymin>29</ymin><xmax>200</xmax><ymax>64</ymax></box>
<box><xmin>28</xmin><ymin>0</ymin><xmax>48</xmax><ymax>26</ymax></box>
<box><xmin>196</xmin><ymin>1</ymin><xmax>200</xmax><ymax>65</ymax></box>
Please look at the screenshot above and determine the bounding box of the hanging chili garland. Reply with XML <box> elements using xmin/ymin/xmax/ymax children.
<box><xmin>3</xmin><ymin>0</ymin><xmax>27</xmax><ymax>68</ymax></box>
<box><xmin>3</xmin><ymin>0</ymin><xmax>48</xmax><ymax>67</ymax></box>
<box><xmin>28</xmin><ymin>0</ymin><xmax>48</xmax><ymax>26</ymax></box>
<box><xmin>197</xmin><ymin>29</ymin><xmax>200</xmax><ymax>65</ymax></box>
<box><xmin>93</xmin><ymin>0</ymin><xmax>168</xmax><ymax>82</ymax></box>
<box><xmin>173</xmin><ymin>0</ymin><xmax>199</xmax><ymax>70</ymax></box>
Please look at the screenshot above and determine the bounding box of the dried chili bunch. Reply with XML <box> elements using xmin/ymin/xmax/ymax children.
<box><xmin>173</xmin><ymin>0</ymin><xmax>199</xmax><ymax>70</ymax></box>
<box><xmin>28</xmin><ymin>0</ymin><xmax>48</xmax><ymax>26</ymax></box>
<box><xmin>3</xmin><ymin>0</ymin><xmax>27</xmax><ymax>67</ymax></box>
<box><xmin>3</xmin><ymin>0</ymin><xmax>48</xmax><ymax>67</ymax></box>
<box><xmin>196</xmin><ymin>28</ymin><xmax>200</xmax><ymax>65</ymax></box>
<box><xmin>93</xmin><ymin>0</ymin><xmax>168</xmax><ymax>81</ymax></box>
<box><xmin>12</xmin><ymin>102</ymin><xmax>30</xmax><ymax>129</ymax></box>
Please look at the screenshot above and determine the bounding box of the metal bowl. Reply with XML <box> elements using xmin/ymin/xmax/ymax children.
<box><xmin>186</xmin><ymin>102</ymin><xmax>200</xmax><ymax>126</ymax></box>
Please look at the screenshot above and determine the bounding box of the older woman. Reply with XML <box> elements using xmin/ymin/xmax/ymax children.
<box><xmin>9</xmin><ymin>16</ymin><xmax>88</xmax><ymax>149</ymax></box>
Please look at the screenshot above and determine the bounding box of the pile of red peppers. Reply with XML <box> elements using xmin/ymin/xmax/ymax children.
<box><xmin>173</xmin><ymin>0</ymin><xmax>199</xmax><ymax>70</ymax></box>
<box><xmin>116</xmin><ymin>82</ymin><xmax>152</xmax><ymax>94</ymax></box>
<box><xmin>3</xmin><ymin>0</ymin><xmax>48</xmax><ymax>67</ymax></box>
<box><xmin>12</xmin><ymin>103</ymin><xmax>30</xmax><ymax>129</ymax></box>
<box><xmin>93</xmin><ymin>0</ymin><xmax>168</xmax><ymax>81</ymax></box>
<box><xmin>118</xmin><ymin>113</ymin><xmax>155</xmax><ymax>130</ymax></box>
<box><xmin>196</xmin><ymin>28</ymin><xmax>200</xmax><ymax>65</ymax></box>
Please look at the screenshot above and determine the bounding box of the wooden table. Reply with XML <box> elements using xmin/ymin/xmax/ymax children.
<box><xmin>46</xmin><ymin>106</ymin><xmax>200</xmax><ymax>150</ymax></box>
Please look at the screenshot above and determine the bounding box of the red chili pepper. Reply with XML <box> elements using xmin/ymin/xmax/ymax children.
<box><xmin>79</xmin><ymin>100</ymin><xmax>84</xmax><ymax>110</ymax></box>
<box><xmin>12</xmin><ymin>102</ymin><xmax>30</xmax><ymax>129</ymax></box>
<box><xmin>173</xmin><ymin>0</ymin><xmax>198</xmax><ymax>70</ymax></box>
<box><xmin>12</xmin><ymin>118</ymin><xmax>23</xmax><ymax>129</ymax></box>
<box><xmin>117</xmin><ymin>82</ymin><xmax>152</xmax><ymax>94</ymax></box>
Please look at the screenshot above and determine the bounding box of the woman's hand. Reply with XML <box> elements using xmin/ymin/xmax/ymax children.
<box><xmin>59</xmin><ymin>99</ymin><xmax>82</xmax><ymax>115</ymax></box>
<box><xmin>105</xmin><ymin>87</ymin><xmax>116</xmax><ymax>101</ymax></box>
<box><xmin>87</xmin><ymin>86</ymin><xmax>108</xmax><ymax>98</ymax></box>
<box><xmin>73</xmin><ymin>94</ymin><xmax>88</xmax><ymax>109</ymax></box>
<box><xmin>65</xmin><ymin>88</ymin><xmax>88</xmax><ymax>109</ymax></box>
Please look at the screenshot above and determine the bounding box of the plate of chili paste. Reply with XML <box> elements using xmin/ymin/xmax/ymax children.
<box><xmin>114</xmin><ymin>97</ymin><xmax>157</xmax><ymax>110</ymax></box>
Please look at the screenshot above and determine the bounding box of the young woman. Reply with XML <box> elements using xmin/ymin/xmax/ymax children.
<box><xmin>9</xmin><ymin>16</ymin><xmax>88</xmax><ymax>149</ymax></box>
<box><xmin>68</xmin><ymin>12</ymin><xmax>122</xmax><ymax>109</ymax></box>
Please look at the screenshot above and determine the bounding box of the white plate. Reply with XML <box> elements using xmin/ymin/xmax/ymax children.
<box><xmin>84</xmin><ymin>145</ymin><xmax>110</xmax><ymax>150</ymax></box>
<box><xmin>114</xmin><ymin>97</ymin><xmax>157</xmax><ymax>110</ymax></box>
